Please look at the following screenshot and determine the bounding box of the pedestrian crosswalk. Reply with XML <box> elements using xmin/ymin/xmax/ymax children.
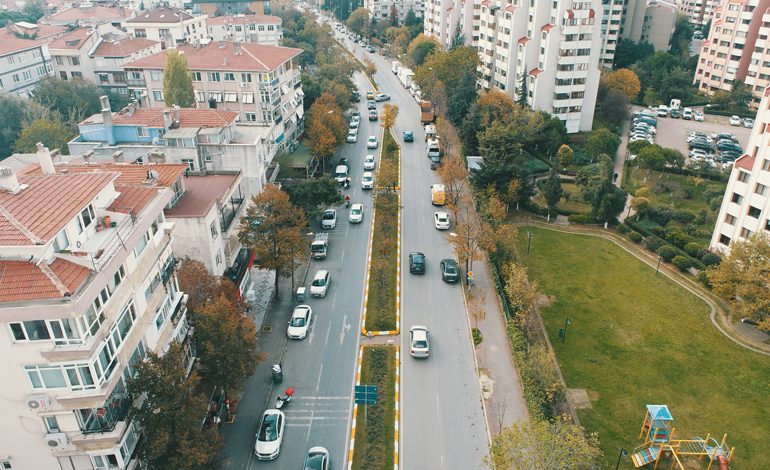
<box><xmin>284</xmin><ymin>396</ymin><xmax>351</xmax><ymax>428</ymax></box>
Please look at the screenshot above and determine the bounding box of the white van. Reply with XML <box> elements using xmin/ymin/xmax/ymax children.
<box><xmin>334</xmin><ymin>165</ymin><xmax>348</xmax><ymax>183</ymax></box>
<box><xmin>391</xmin><ymin>60</ymin><xmax>401</xmax><ymax>74</ymax></box>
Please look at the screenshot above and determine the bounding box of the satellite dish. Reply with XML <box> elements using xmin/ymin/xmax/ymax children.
<box><xmin>148</xmin><ymin>169</ymin><xmax>160</xmax><ymax>180</ymax></box>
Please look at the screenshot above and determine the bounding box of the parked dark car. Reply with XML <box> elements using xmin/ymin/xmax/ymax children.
<box><xmin>409</xmin><ymin>252</ymin><xmax>425</xmax><ymax>274</ymax></box>
<box><xmin>440</xmin><ymin>259</ymin><xmax>460</xmax><ymax>283</ymax></box>
<box><xmin>670</xmin><ymin>109</ymin><xmax>682</xmax><ymax>119</ymax></box>
<box><xmin>689</xmin><ymin>141</ymin><xmax>714</xmax><ymax>152</ymax></box>
<box><xmin>351</xmin><ymin>91</ymin><xmax>360</xmax><ymax>102</ymax></box>
<box><xmin>403</xmin><ymin>130</ymin><xmax>414</xmax><ymax>142</ymax></box>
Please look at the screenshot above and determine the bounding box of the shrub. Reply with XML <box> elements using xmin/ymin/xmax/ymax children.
<box><xmin>708</xmin><ymin>196</ymin><xmax>723</xmax><ymax>212</ymax></box>
<box><xmin>628</xmin><ymin>232</ymin><xmax>643</xmax><ymax>243</ymax></box>
<box><xmin>684</xmin><ymin>242</ymin><xmax>704</xmax><ymax>258</ymax></box>
<box><xmin>666</xmin><ymin>228</ymin><xmax>693</xmax><ymax>249</ymax></box>
<box><xmin>657</xmin><ymin>245</ymin><xmax>676</xmax><ymax>262</ymax></box>
<box><xmin>644</xmin><ymin>237</ymin><xmax>664</xmax><ymax>252</ymax></box>
<box><xmin>697</xmin><ymin>270</ymin><xmax>712</xmax><ymax>288</ymax></box>
<box><xmin>568</xmin><ymin>213</ymin><xmax>599</xmax><ymax>224</ymax></box>
<box><xmin>673</xmin><ymin>210</ymin><xmax>696</xmax><ymax>223</ymax></box>
<box><xmin>650</xmin><ymin>226</ymin><xmax>668</xmax><ymax>238</ymax></box>
<box><xmin>672</xmin><ymin>255</ymin><xmax>693</xmax><ymax>272</ymax></box>
<box><xmin>648</xmin><ymin>206</ymin><xmax>673</xmax><ymax>225</ymax></box>
<box><xmin>701</xmin><ymin>252</ymin><xmax>722</xmax><ymax>266</ymax></box>
<box><xmin>692</xmin><ymin>259</ymin><xmax>706</xmax><ymax>271</ymax></box>
<box><xmin>617</xmin><ymin>223</ymin><xmax>631</xmax><ymax>234</ymax></box>
<box><xmin>472</xmin><ymin>328</ymin><xmax>482</xmax><ymax>346</ymax></box>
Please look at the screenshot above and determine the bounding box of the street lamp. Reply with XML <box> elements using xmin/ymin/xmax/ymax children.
<box><xmin>615</xmin><ymin>448</ymin><xmax>628</xmax><ymax>470</ymax></box>
<box><xmin>655</xmin><ymin>255</ymin><xmax>662</xmax><ymax>275</ymax></box>
<box><xmin>559</xmin><ymin>318</ymin><xmax>572</xmax><ymax>344</ymax></box>
<box><xmin>527</xmin><ymin>231</ymin><xmax>534</xmax><ymax>256</ymax></box>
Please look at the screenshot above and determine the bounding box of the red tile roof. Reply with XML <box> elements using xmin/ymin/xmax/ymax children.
<box><xmin>165</xmin><ymin>174</ymin><xmax>239</xmax><ymax>218</ymax></box>
<box><xmin>109</xmin><ymin>184</ymin><xmax>160</xmax><ymax>214</ymax></box>
<box><xmin>518</xmin><ymin>36</ymin><xmax>530</xmax><ymax>45</ymax></box>
<box><xmin>541</xmin><ymin>23</ymin><xmax>555</xmax><ymax>32</ymax></box>
<box><xmin>124</xmin><ymin>42</ymin><xmax>303</xmax><ymax>71</ymax></box>
<box><xmin>734</xmin><ymin>154</ymin><xmax>754</xmax><ymax>171</ymax></box>
<box><xmin>529</xmin><ymin>67</ymin><xmax>543</xmax><ymax>76</ymax></box>
<box><xmin>93</xmin><ymin>37</ymin><xmax>159</xmax><ymax>57</ymax></box>
<box><xmin>505</xmin><ymin>4</ymin><xmax>517</xmax><ymax>12</ymax></box>
<box><xmin>48</xmin><ymin>27</ymin><xmax>94</xmax><ymax>50</ymax></box>
<box><xmin>21</xmin><ymin>163</ymin><xmax>188</xmax><ymax>187</ymax></box>
<box><xmin>0</xmin><ymin>173</ymin><xmax>116</xmax><ymax>245</ymax></box>
<box><xmin>2</xmin><ymin>22</ymin><xmax>68</xmax><ymax>40</ymax></box>
<box><xmin>207</xmin><ymin>14</ymin><xmax>282</xmax><ymax>25</ymax></box>
<box><xmin>0</xmin><ymin>258</ymin><xmax>91</xmax><ymax>302</ymax></box>
<box><xmin>125</xmin><ymin>6</ymin><xmax>193</xmax><ymax>23</ymax></box>
<box><xmin>43</xmin><ymin>5</ymin><xmax>134</xmax><ymax>23</ymax></box>
<box><xmin>106</xmin><ymin>108</ymin><xmax>238</xmax><ymax>128</ymax></box>
<box><xmin>0</xmin><ymin>31</ymin><xmax>45</xmax><ymax>56</ymax></box>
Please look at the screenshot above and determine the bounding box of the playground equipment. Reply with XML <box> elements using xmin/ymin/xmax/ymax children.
<box><xmin>631</xmin><ymin>405</ymin><xmax>735</xmax><ymax>470</ymax></box>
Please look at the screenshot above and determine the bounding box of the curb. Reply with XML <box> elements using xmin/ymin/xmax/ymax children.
<box><xmin>394</xmin><ymin>349</ymin><xmax>400</xmax><ymax>470</ymax></box>
<box><xmin>347</xmin><ymin>347</ymin><xmax>364</xmax><ymax>470</ymax></box>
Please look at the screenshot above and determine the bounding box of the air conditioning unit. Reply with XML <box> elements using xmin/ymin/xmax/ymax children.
<box><xmin>27</xmin><ymin>394</ymin><xmax>52</xmax><ymax>411</ymax></box>
<box><xmin>240</xmin><ymin>82</ymin><xmax>248</xmax><ymax>88</ymax></box>
<box><xmin>46</xmin><ymin>433</ymin><xmax>68</xmax><ymax>449</ymax></box>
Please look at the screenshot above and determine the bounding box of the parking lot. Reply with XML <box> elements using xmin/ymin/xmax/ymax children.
<box><xmin>634</xmin><ymin>105</ymin><xmax>753</xmax><ymax>157</ymax></box>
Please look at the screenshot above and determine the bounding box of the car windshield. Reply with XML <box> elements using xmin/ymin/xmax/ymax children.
<box><xmin>413</xmin><ymin>339</ymin><xmax>428</xmax><ymax>348</ymax></box>
<box><xmin>290</xmin><ymin>316</ymin><xmax>306</xmax><ymax>327</ymax></box>
<box><xmin>444</xmin><ymin>263</ymin><xmax>457</xmax><ymax>274</ymax></box>
<box><xmin>323</xmin><ymin>212</ymin><xmax>334</xmax><ymax>220</ymax></box>
<box><xmin>312</xmin><ymin>277</ymin><xmax>326</xmax><ymax>287</ymax></box>
<box><xmin>437</xmin><ymin>215</ymin><xmax>447</xmax><ymax>222</ymax></box>
<box><xmin>304</xmin><ymin>454</ymin><xmax>325</xmax><ymax>470</ymax></box>
<box><xmin>258</xmin><ymin>414</ymin><xmax>279</xmax><ymax>441</ymax></box>
<box><xmin>412</xmin><ymin>254</ymin><xmax>424</xmax><ymax>263</ymax></box>
<box><xmin>352</xmin><ymin>208</ymin><xmax>361</xmax><ymax>215</ymax></box>
<box><xmin>364</xmin><ymin>176</ymin><xmax>372</xmax><ymax>181</ymax></box>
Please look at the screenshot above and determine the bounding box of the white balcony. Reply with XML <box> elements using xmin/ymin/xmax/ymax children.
<box><xmin>57</xmin><ymin>211</ymin><xmax>137</xmax><ymax>271</ymax></box>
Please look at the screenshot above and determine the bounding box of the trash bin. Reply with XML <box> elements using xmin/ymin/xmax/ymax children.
<box><xmin>296</xmin><ymin>287</ymin><xmax>306</xmax><ymax>302</ymax></box>
<box><xmin>271</xmin><ymin>364</ymin><xmax>283</xmax><ymax>384</ymax></box>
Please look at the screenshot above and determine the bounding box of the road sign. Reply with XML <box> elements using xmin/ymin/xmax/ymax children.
<box><xmin>467</xmin><ymin>271</ymin><xmax>474</xmax><ymax>279</ymax></box>
<box><xmin>354</xmin><ymin>385</ymin><xmax>378</xmax><ymax>405</ymax></box>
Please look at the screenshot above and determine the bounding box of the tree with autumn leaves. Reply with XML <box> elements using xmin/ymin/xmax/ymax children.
<box><xmin>305</xmin><ymin>92</ymin><xmax>348</xmax><ymax>174</ymax></box>
<box><xmin>238</xmin><ymin>184</ymin><xmax>308</xmax><ymax>299</ymax></box>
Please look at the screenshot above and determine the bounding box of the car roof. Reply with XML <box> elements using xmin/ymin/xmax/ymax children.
<box><xmin>368</xmin><ymin>136</ymin><xmax>376</xmax><ymax>139</ymax></box>
<box><xmin>366</xmin><ymin>154</ymin><xmax>374</xmax><ymax>159</ymax></box>
<box><xmin>435</xmin><ymin>211</ymin><xmax>448</xmax><ymax>216</ymax></box>
<box><xmin>351</xmin><ymin>203</ymin><xmax>363</xmax><ymax>210</ymax></box>
<box><xmin>314</xmin><ymin>269</ymin><xmax>328</xmax><ymax>278</ymax></box>
<box><xmin>411</xmin><ymin>325</ymin><xmax>428</xmax><ymax>335</ymax></box>
<box><xmin>410</xmin><ymin>251</ymin><xmax>424</xmax><ymax>256</ymax></box>
<box><xmin>363</xmin><ymin>171</ymin><xmax>373</xmax><ymax>176</ymax></box>
<box><xmin>292</xmin><ymin>305</ymin><xmax>311</xmax><ymax>316</ymax></box>
<box><xmin>441</xmin><ymin>258</ymin><xmax>457</xmax><ymax>264</ymax></box>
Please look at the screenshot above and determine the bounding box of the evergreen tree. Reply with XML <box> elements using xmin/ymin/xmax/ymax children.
<box><xmin>450</xmin><ymin>22</ymin><xmax>465</xmax><ymax>49</ymax></box>
<box><xmin>517</xmin><ymin>74</ymin><xmax>528</xmax><ymax>107</ymax></box>
<box><xmin>163</xmin><ymin>50</ymin><xmax>195</xmax><ymax>108</ymax></box>
<box><xmin>543</xmin><ymin>165</ymin><xmax>563</xmax><ymax>221</ymax></box>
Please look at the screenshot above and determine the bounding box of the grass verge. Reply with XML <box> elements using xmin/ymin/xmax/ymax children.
<box><xmin>351</xmin><ymin>346</ymin><xmax>396</xmax><ymax>470</ymax></box>
<box><xmin>517</xmin><ymin>226</ymin><xmax>770</xmax><ymax>469</ymax></box>
<box><xmin>364</xmin><ymin>131</ymin><xmax>400</xmax><ymax>331</ymax></box>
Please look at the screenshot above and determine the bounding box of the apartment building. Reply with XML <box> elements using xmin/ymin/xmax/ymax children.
<box><xmin>92</xmin><ymin>38</ymin><xmax>162</xmax><ymax>97</ymax></box>
<box><xmin>365</xmin><ymin>0</ymin><xmax>425</xmax><ymax>25</ymax></box>
<box><xmin>123</xmin><ymin>7</ymin><xmax>208</xmax><ymax>46</ymax></box>
<box><xmin>40</xmin><ymin>4</ymin><xmax>134</xmax><ymax>27</ymax></box>
<box><xmin>710</xmin><ymin>88</ymin><xmax>770</xmax><ymax>252</ymax></box>
<box><xmin>165</xmin><ymin>172</ymin><xmax>249</xmax><ymax>277</ymax></box>
<box><xmin>207</xmin><ymin>14</ymin><xmax>283</xmax><ymax>45</ymax></box>
<box><xmin>678</xmin><ymin>0</ymin><xmax>721</xmax><ymax>26</ymax></box>
<box><xmin>193</xmin><ymin>0</ymin><xmax>271</xmax><ymax>16</ymax></box>
<box><xmin>475</xmin><ymin>0</ymin><xmax>602</xmax><ymax>133</ymax></box>
<box><xmin>0</xmin><ymin>144</ymin><xmax>192</xmax><ymax>470</ymax></box>
<box><xmin>124</xmin><ymin>41</ymin><xmax>304</xmax><ymax>152</ymax></box>
<box><xmin>0</xmin><ymin>32</ymin><xmax>54</xmax><ymax>98</ymax></box>
<box><xmin>423</xmin><ymin>0</ymin><xmax>475</xmax><ymax>48</ymax></box>
<box><xmin>2</xmin><ymin>21</ymin><xmax>68</xmax><ymax>41</ymax></box>
<box><xmin>49</xmin><ymin>28</ymin><xmax>100</xmax><ymax>81</ymax></box>
<box><xmin>693</xmin><ymin>0</ymin><xmax>770</xmax><ymax>108</ymax></box>
<box><xmin>597</xmin><ymin>0</ymin><xmax>676</xmax><ymax>67</ymax></box>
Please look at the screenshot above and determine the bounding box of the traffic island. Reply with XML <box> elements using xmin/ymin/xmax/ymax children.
<box><xmin>349</xmin><ymin>345</ymin><xmax>398</xmax><ymax>470</ymax></box>
<box><xmin>362</xmin><ymin>130</ymin><xmax>401</xmax><ymax>334</ymax></box>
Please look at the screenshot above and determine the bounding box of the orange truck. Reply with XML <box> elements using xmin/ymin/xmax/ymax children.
<box><xmin>420</xmin><ymin>100</ymin><xmax>434</xmax><ymax>124</ymax></box>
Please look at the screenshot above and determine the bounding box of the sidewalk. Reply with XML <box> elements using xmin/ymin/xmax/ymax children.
<box><xmin>469</xmin><ymin>257</ymin><xmax>529</xmax><ymax>437</ymax></box>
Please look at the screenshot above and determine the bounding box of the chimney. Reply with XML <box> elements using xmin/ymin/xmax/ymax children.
<box><xmin>36</xmin><ymin>143</ymin><xmax>56</xmax><ymax>175</ymax></box>
<box><xmin>128</xmin><ymin>101</ymin><xmax>136</xmax><ymax>115</ymax></box>
<box><xmin>223</xmin><ymin>56</ymin><xmax>228</xmax><ymax>66</ymax></box>
<box><xmin>219</xmin><ymin>40</ymin><xmax>226</xmax><ymax>48</ymax></box>
<box><xmin>113</xmin><ymin>151</ymin><xmax>125</xmax><ymax>163</ymax></box>
<box><xmin>100</xmin><ymin>95</ymin><xmax>116</xmax><ymax>146</ymax></box>
<box><xmin>0</xmin><ymin>167</ymin><xmax>22</xmax><ymax>194</ymax></box>
<box><xmin>163</xmin><ymin>109</ymin><xmax>173</xmax><ymax>130</ymax></box>
<box><xmin>234</xmin><ymin>41</ymin><xmax>242</xmax><ymax>55</ymax></box>
<box><xmin>83</xmin><ymin>150</ymin><xmax>94</xmax><ymax>163</ymax></box>
<box><xmin>172</xmin><ymin>105</ymin><xmax>180</xmax><ymax>124</ymax></box>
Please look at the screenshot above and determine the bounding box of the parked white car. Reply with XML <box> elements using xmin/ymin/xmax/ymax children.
<box><xmin>363</xmin><ymin>154</ymin><xmax>376</xmax><ymax>170</ymax></box>
<box><xmin>255</xmin><ymin>409</ymin><xmax>285</xmax><ymax>460</ymax></box>
<box><xmin>434</xmin><ymin>212</ymin><xmax>450</xmax><ymax>230</ymax></box>
<box><xmin>694</xmin><ymin>110</ymin><xmax>705</xmax><ymax>121</ymax></box>
<box><xmin>310</xmin><ymin>270</ymin><xmax>331</xmax><ymax>298</ymax></box>
<box><xmin>321</xmin><ymin>209</ymin><xmax>337</xmax><ymax>230</ymax></box>
<box><xmin>346</xmin><ymin>129</ymin><xmax>358</xmax><ymax>143</ymax></box>
<box><xmin>287</xmin><ymin>305</ymin><xmax>313</xmax><ymax>339</ymax></box>
<box><xmin>729</xmin><ymin>115</ymin><xmax>741</xmax><ymax>126</ymax></box>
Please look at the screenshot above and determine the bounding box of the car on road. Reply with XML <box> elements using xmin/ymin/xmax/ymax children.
<box><xmin>303</xmin><ymin>446</ymin><xmax>330</xmax><ymax>470</ymax></box>
<box><xmin>403</xmin><ymin>130</ymin><xmax>414</xmax><ymax>142</ymax></box>
<box><xmin>255</xmin><ymin>409</ymin><xmax>285</xmax><ymax>460</ymax></box>
<box><xmin>409</xmin><ymin>326</ymin><xmax>430</xmax><ymax>358</ymax></box>
<box><xmin>366</xmin><ymin>45</ymin><xmax>375</xmax><ymax>53</ymax></box>
<box><xmin>670</xmin><ymin>109</ymin><xmax>682</xmax><ymax>119</ymax></box>
<box><xmin>349</xmin><ymin>203</ymin><xmax>363</xmax><ymax>223</ymax></box>
<box><xmin>363</xmin><ymin>154</ymin><xmax>376</xmax><ymax>170</ymax></box>
<box><xmin>346</xmin><ymin>129</ymin><xmax>358</xmax><ymax>143</ymax></box>
<box><xmin>321</xmin><ymin>209</ymin><xmax>337</xmax><ymax>229</ymax></box>
<box><xmin>287</xmin><ymin>305</ymin><xmax>313</xmax><ymax>339</ymax></box>
<box><xmin>367</xmin><ymin>136</ymin><xmax>378</xmax><ymax>149</ymax></box>
<box><xmin>375</xmin><ymin>93</ymin><xmax>390</xmax><ymax>102</ymax></box>
<box><xmin>434</xmin><ymin>211</ymin><xmax>450</xmax><ymax>230</ymax></box>
<box><xmin>366</xmin><ymin>91</ymin><xmax>375</xmax><ymax>100</ymax></box>
<box><xmin>694</xmin><ymin>110</ymin><xmax>705</xmax><ymax>121</ymax></box>
<box><xmin>409</xmin><ymin>252</ymin><xmax>425</xmax><ymax>274</ymax></box>
<box><xmin>310</xmin><ymin>270</ymin><xmax>331</xmax><ymax>298</ymax></box>
<box><xmin>440</xmin><ymin>258</ymin><xmax>460</xmax><ymax>283</ymax></box>
<box><xmin>361</xmin><ymin>171</ymin><xmax>374</xmax><ymax>189</ymax></box>
<box><xmin>682</xmin><ymin>108</ymin><xmax>693</xmax><ymax>120</ymax></box>
<box><xmin>729</xmin><ymin>115</ymin><xmax>741</xmax><ymax>126</ymax></box>
<box><xmin>369</xmin><ymin>110</ymin><xmax>378</xmax><ymax>121</ymax></box>
<box><xmin>657</xmin><ymin>105</ymin><xmax>669</xmax><ymax>117</ymax></box>
<box><xmin>367</xmin><ymin>100</ymin><xmax>376</xmax><ymax>110</ymax></box>
<box><xmin>349</xmin><ymin>120</ymin><xmax>359</xmax><ymax>129</ymax></box>
<box><xmin>351</xmin><ymin>90</ymin><xmax>360</xmax><ymax>102</ymax></box>
<box><xmin>743</xmin><ymin>117</ymin><xmax>755</xmax><ymax>128</ymax></box>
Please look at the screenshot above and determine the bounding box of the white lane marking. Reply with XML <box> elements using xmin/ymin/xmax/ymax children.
<box><xmin>325</xmin><ymin>320</ymin><xmax>332</xmax><ymax>346</ymax></box>
<box><xmin>339</xmin><ymin>314</ymin><xmax>351</xmax><ymax>345</ymax></box>
<box><xmin>307</xmin><ymin>408</ymin><xmax>315</xmax><ymax>440</ymax></box>
<box><xmin>316</xmin><ymin>363</ymin><xmax>324</xmax><ymax>392</ymax></box>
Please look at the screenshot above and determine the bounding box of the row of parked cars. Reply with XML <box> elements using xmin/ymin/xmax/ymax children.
<box><xmin>688</xmin><ymin>131</ymin><xmax>744</xmax><ymax>164</ymax></box>
<box><xmin>631</xmin><ymin>110</ymin><xmax>658</xmax><ymax>145</ymax></box>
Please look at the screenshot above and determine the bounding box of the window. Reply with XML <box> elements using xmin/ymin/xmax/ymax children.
<box><xmin>71</xmin><ymin>57</ymin><xmax>80</xmax><ymax>66</ymax></box>
<box><xmin>150</xmin><ymin>70</ymin><xmax>163</xmax><ymax>81</ymax></box>
<box><xmin>25</xmin><ymin>363</ymin><xmax>95</xmax><ymax>391</ymax></box>
<box><xmin>209</xmin><ymin>72</ymin><xmax>221</xmax><ymax>82</ymax></box>
<box><xmin>224</xmin><ymin>92</ymin><xmax>238</xmax><ymax>102</ymax></box>
<box><xmin>10</xmin><ymin>320</ymin><xmax>51</xmax><ymax>341</ymax></box>
<box><xmin>260</xmin><ymin>90</ymin><xmax>270</xmax><ymax>103</ymax></box>
<box><xmin>725</xmin><ymin>214</ymin><xmax>736</xmax><ymax>225</ymax></box>
<box><xmin>12</xmin><ymin>74</ymin><xmax>19</xmax><ymax>83</ymax></box>
<box><xmin>763</xmin><ymin>159</ymin><xmax>770</xmax><ymax>171</ymax></box>
<box><xmin>242</xmin><ymin>92</ymin><xmax>254</xmax><ymax>103</ymax></box>
<box><xmin>241</xmin><ymin>73</ymin><xmax>252</xmax><ymax>82</ymax></box>
<box><xmin>719</xmin><ymin>234</ymin><xmax>731</xmax><ymax>245</ymax></box>
<box><xmin>216</xmin><ymin>252</ymin><xmax>222</xmax><ymax>265</ymax></box>
<box><xmin>737</xmin><ymin>171</ymin><xmax>750</xmax><ymax>183</ymax></box>
<box><xmin>748</xmin><ymin>206</ymin><xmax>761</xmax><ymax>218</ymax></box>
<box><xmin>153</xmin><ymin>90</ymin><xmax>163</xmax><ymax>101</ymax></box>
<box><xmin>22</xmin><ymin>70</ymin><xmax>32</xmax><ymax>81</ymax></box>
<box><xmin>755</xmin><ymin>183</ymin><xmax>768</xmax><ymax>196</ymax></box>
<box><xmin>133</xmin><ymin>231</ymin><xmax>150</xmax><ymax>258</ymax></box>
<box><xmin>194</xmin><ymin>90</ymin><xmax>206</xmax><ymax>102</ymax></box>
<box><xmin>135</xmin><ymin>28</ymin><xmax>147</xmax><ymax>38</ymax></box>
<box><xmin>122</xmin><ymin>341</ymin><xmax>146</xmax><ymax>381</ymax></box>
<box><xmin>245</xmin><ymin>112</ymin><xmax>257</xmax><ymax>122</ymax></box>
<box><xmin>137</xmin><ymin>126</ymin><xmax>149</xmax><ymax>137</ymax></box>
<box><xmin>209</xmin><ymin>91</ymin><xmax>222</xmax><ymax>103</ymax></box>
<box><xmin>740</xmin><ymin>227</ymin><xmax>752</xmax><ymax>238</ymax></box>
<box><xmin>192</xmin><ymin>71</ymin><xmax>202</xmax><ymax>81</ymax></box>
<box><xmin>113</xmin><ymin>265</ymin><xmax>126</xmax><ymax>291</ymax></box>
<box><xmin>210</xmin><ymin>221</ymin><xmax>218</xmax><ymax>239</ymax></box>
<box><xmin>181</xmin><ymin>159</ymin><xmax>195</xmax><ymax>171</ymax></box>
<box><xmin>224</xmin><ymin>72</ymin><xmax>236</xmax><ymax>81</ymax></box>
<box><xmin>99</xmin><ymin>73</ymin><xmax>110</xmax><ymax>84</ymax></box>
<box><xmin>92</xmin><ymin>454</ymin><xmax>119</xmax><ymax>470</ymax></box>
<box><xmin>52</xmin><ymin>229</ymin><xmax>69</xmax><ymax>253</ymax></box>
<box><xmin>731</xmin><ymin>192</ymin><xmax>743</xmax><ymax>204</ymax></box>
<box><xmin>44</xmin><ymin>416</ymin><xmax>60</xmax><ymax>433</ymax></box>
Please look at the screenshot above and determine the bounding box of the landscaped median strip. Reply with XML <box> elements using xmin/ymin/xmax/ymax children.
<box><xmin>348</xmin><ymin>345</ymin><xmax>398</xmax><ymax>470</ymax></box>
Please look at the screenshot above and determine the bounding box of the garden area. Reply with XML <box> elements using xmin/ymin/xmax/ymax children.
<box><xmin>363</xmin><ymin>130</ymin><xmax>400</xmax><ymax>332</ymax></box>
<box><xmin>516</xmin><ymin>226</ymin><xmax>770</xmax><ymax>469</ymax></box>
<box><xmin>351</xmin><ymin>346</ymin><xmax>396</xmax><ymax>470</ymax></box>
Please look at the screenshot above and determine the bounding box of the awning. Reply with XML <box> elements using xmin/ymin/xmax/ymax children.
<box><xmin>275</xmin><ymin>132</ymin><xmax>285</xmax><ymax>144</ymax></box>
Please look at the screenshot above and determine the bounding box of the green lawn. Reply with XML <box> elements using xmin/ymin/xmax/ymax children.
<box><xmin>533</xmin><ymin>181</ymin><xmax>592</xmax><ymax>215</ymax></box>
<box><xmin>274</xmin><ymin>142</ymin><xmax>314</xmax><ymax>179</ymax></box>
<box><xmin>351</xmin><ymin>346</ymin><xmax>396</xmax><ymax>470</ymax></box>
<box><xmin>517</xmin><ymin>227</ymin><xmax>770</xmax><ymax>469</ymax></box>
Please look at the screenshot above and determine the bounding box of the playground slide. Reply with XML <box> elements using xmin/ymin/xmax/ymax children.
<box><xmin>717</xmin><ymin>455</ymin><xmax>729</xmax><ymax>470</ymax></box>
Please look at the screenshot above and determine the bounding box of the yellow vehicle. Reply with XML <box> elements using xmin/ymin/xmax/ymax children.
<box><xmin>366</xmin><ymin>91</ymin><xmax>375</xmax><ymax>100</ymax></box>
<box><xmin>431</xmin><ymin>184</ymin><xmax>446</xmax><ymax>206</ymax></box>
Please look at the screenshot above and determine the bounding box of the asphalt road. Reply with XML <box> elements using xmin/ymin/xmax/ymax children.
<box><xmin>221</xmin><ymin>70</ymin><xmax>376</xmax><ymax>469</ymax></box>
<box><xmin>342</xmin><ymin>31</ymin><xmax>491</xmax><ymax>470</ymax></box>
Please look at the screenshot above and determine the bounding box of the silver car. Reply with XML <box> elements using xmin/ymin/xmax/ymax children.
<box><xmin>410</xmin><ymin>326</ymin><xmax>430</xmax><ymax>358</ymax></box>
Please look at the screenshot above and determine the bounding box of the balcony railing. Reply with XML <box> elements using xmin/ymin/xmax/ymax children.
<box><xmin>60</xmin><ymin>212</ymin><xmax>137</xmax><ymax>271</ymax></box>
<box><xmin>126</xmin><ymin>78</ymin><xmax>146</xmax><ymax>87</ymax></box>
<box><xmin>161</xmin><ymin>256</ymin><xmax>178</xmax><ymax>285</ymax></box>
<box><xmin>78</xmin><ymin>389</ymin><xmax>131</xmax><ymax>434</ymax></box>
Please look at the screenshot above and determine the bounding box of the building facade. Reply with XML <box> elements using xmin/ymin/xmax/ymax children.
<box><xmin>693</xmin><ymin>0</ymin><xmax>770</xmax><ymax>108</ymax></box>
<box><xmin>49</xmin><ymin>28</ymin><xmax>100</xmax><ymax>82</ymax></box>
<box><xmin>0</xmin><ymin>33</ymin><xmax>54</xmax><ymax>98</ymax></box>
<box><xmin>423</xmin><ymin>0</ymin><xmax>476</xmax><ymax>48</ymax></box>
<box><xmin>206</xmin><ymin>14</ymin><xmax>283</xmax><ymax>44</ymax></box>
<box><xmin>678</xmin><ymin>0</ymin><xmax>721</xmax><ymax>26</ymax></box>
<box><xmin>91</xmin><ymin>38</ymin><xmax>162</xmax><ymax>97</ymax></box>
<box><xmin>123</xmin><ymin>7</ymin><xmax>209</xmax><ymax>46</ymax></box>
<box><xmin>365</xmin><ymin>0</ymin><xmax>425</xmax><ymax>25</ymax></box>
<box><xmin>40</xmin><ymin>4</ymin><xmax>134</xmax><ymax>27</ymax></box>
<box><xmin>598</xmin><ymin>0</ymin><xmax>677</xmax><ymax>68</ymax></box>
<box><xmin>475</xmin><ymin>0</ymin><xmax>602</xmax><ymax>133</ymax></box>
<box><xmin>710</xmin><ymin>87</ymin><xmax>770</xmax><ymax>252</ymax></box>
<box><xmin>0</xmin><ymin>143</ymin><xmax>192</xmax><ymax>470</ymax></box>
<box><xmin>124</xmin><ymin>41</ymin><xmax>304</xmax><ymax>153</ymax></box>
<box><xmin>192</xmin><ymin>0</ymin><xmax>271</xmax><ymax>16</ymax></box>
